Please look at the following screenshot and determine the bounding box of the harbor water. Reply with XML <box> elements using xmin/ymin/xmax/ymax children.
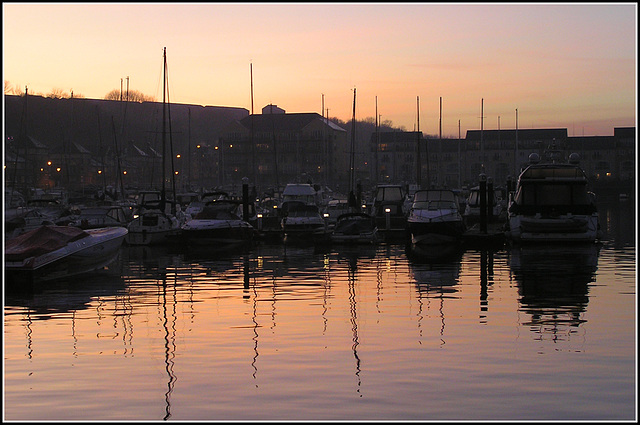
<box><xmin>3</xmin><ymin>197</ymin><xmax>636</xmax><ymax>421</ymax></box>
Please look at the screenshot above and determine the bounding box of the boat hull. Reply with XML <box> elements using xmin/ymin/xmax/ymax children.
<box><xmin>330</xmin><ymin>213</ymin><xmax>379</xmax><ymax>244</ymax></box>
<box><xmin>507</xmin><ymin>214</ymin><xmax>600</xmax><ymax>243</ymax></box>
<box><xmin>5</xmin><ymin>226</ymin><xmax>127</xmax><ymax>283</ymax></box>
<box><xmin>180</xmin><ymin>219</ymin><xmax>255</xmax><ymax>246</ymax></box>
<box><xmin>407</xmin><ymin>220</ymin><xmax>465</xmax><ymax>245</ymax></box>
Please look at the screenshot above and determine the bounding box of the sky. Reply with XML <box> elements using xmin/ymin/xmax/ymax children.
<box><xmin>3</xmin><ymin>2</ymin><xmax>637</xmax><ymax>137</ymax></box>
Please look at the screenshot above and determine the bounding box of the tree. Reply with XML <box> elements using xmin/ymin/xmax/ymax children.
<box><xmin>104</xmin><ymin>89</ymin><xmax>155</xmax><ymax>102</ymax></box>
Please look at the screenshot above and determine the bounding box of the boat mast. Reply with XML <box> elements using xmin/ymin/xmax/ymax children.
<box><xmin>374</xmin><ymin>96</ymin><xmax>379</xmax><ymax>186</ymax></box>
<box><xmin>161</xmin><ymin>47</ymin><xmax>167</xmax><ymax>212</ymax></box>
<box><xmin>163</xmin><ymin>47</ymin><xmax>177</xmax><ymax>215</ymax></box>
<box><xmin>348</xmin><ymin>87</ymin><xmax>356</xmax><ymax>208</ymax></box>
<box><xmin>416</xmin><ymin>96</ymin><xmax>421</xmax><ymax>188</ymax></box>
<box><xmin>250</xmin><ymin>61</ymin><xmax>255</xmax><ymax>186</ymax></box>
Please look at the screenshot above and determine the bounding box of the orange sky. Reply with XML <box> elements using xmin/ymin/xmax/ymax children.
<box><xmin>3</xmin><ymin>3</ymin><xmax>637</xmax><ymax>137</ymax></box>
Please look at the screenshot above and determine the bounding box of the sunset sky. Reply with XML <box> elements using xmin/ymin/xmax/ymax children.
<box><xmin>3</xmin><ymin>2</ymin><xmax>637</xmax><ymax>137</ymax></box>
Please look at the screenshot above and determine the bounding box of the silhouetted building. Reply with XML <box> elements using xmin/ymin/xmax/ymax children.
<box><xmin>219</xmin><ymin>105</ymin><xmax>347</xmax><ymax>191</ymax></box>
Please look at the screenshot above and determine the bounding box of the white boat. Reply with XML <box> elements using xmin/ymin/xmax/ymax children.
<box><xmin>126</xmin><ymin>209</ymin><xmax>182</xmax><ymax>246</ymax></box>
<box><xmin>5</xmin><ymin>225</ymin><xmax>127</xmax><ymax>284</ymax></box>
<box><xmin>180</xmin><ymin>200</ymin><xmax>255</xmax><ymax>247</ymax></box>
<box><xmin>331</xmin><ymin>212</ymin><xmax>378</xmax><ymax>244</ymax></box>
<box><xmin>281</xmin><ymin>202</ymin><xmax>330</xmax><ymax>242</ymax></box>
<box><xmin>407</xmin><ymin>189</ymin><xmax>465</xmax><ymax>246</ymax></box>
<box><xmin>279</xmin><ymin>183</ymin><xmax>321</xmax><ymax>213</ymax></box>
<box><xmin>506</xmin><ymin>151</ymin><xmax>601</xmax><ymax>243</ymax></box>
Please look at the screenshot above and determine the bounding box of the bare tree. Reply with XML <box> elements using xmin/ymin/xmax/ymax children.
<box><xmin>104</xmin><ymin>89</ymin><xmax>155</xmax><ymax>102</ymax></box>
<box><xmin>47</xmin><ymin>88</ymin><xmax>68</xmax><ymax>99</ymax></box>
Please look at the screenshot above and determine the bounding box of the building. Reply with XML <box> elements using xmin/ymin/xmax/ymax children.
<box><xmin>370</xmin><ymin>127</ymin><xmax>635</xmax><ymax>194</ymax></box>
<box><xmin>218</xmin><ymin>105</ymin><xmax>348</xmax><ymax>193</ymax></box>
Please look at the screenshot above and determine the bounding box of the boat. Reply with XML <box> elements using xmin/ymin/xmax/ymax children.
<box><xmin>126</xmin><ymin>200</ymin><xmax>183</xmax><ymax>246</ymax></box>
<box><xmin>463</xmin><ymin>186</ymin><xmax>505</xmax><ymax>226</ymax></box>
<box><xmin>331</xmin><ymin>212</ymin><xmax>378</xmax><ymax>244</ymax></box>
<box><xmin>180</xmin><ymin>199</ymin><xmax>255</xmax><ymax>247</ymax></box>
<box><xmin>322</xmin><ymin>198</ymin><xmax>351</xmax><ymax>227</ymax></box>
<box><xmin>69</xmin><ymin>205</ymin><xmax>131</xmax><ymax>229</ymax></box>
<box><xmin>371</xmin><ymin>184</ymin><xmax>407</xmax><ymax>232</ymax></box>
<box><xmin>407</xmin><ymin>189</ymin><xmax>465</xmax><ymax>246</ymax></box>
<box><xmin>281</xmin><ymin>201</ymin><xmax>330</xmax><ymax>243</ymax></box>
<box><xmin>5</xmin><ymin>225</ymin><xmax>127</xmax><ymax>285</ymax></box>
<box><xmin>279</xmin><ymin>183</ymin><xmax>320</xmax><ymax>213</ymax></box>
<box><xmin>125</xmin><ymin>48</ymin><xmax>184</xmax><ymax>246</ymax></box>
<box><xmin>506</xmin><ymin>148</ymin><xmax>601</xmax><ymax>243</ymax></box>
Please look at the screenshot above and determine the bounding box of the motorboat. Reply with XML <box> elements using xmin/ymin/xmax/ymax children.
<box><xmin>5</xmin><ymin>225</ymin><xmax>127</xmax><ymax>285</ymax></box>
<box><xmin>407</xmin><ymin>189</ymin><xmax>465</xmax><ymax>246</ymax></box>
<box><xmin>322</xmin><ymin>199</ymin><xmax>351</xmax><ymax>227</ymax></box>
<box><xmin>463</xmin><ymin>186</ymin><xmax>505</xmax><ymax>225</ymax></box>
<box><xmin>69</xmin><ymin>205</ymin><xmax>131</xmax><ymax>229</ymax></box>
<box><xmin>180</xmin><ymin>199</ymin><xmax>255</xmax><ymax>247</ymax></box>
<box><xmin>371</xmin><ymin>184</ymin><xmax>407</xmax><ymax>231</ymax></box>
<box><xmin>506</xmin><ymin>150</ymin><xmax>601</xmax><ymax>243</ymax></box>
<box><xmin>281</xmin><ymin>183</ymin><xmax>321</xmax><ymax>207</ymax></box>
<box><xmin>331</xmin><ymin>212</ymin><xmax>379</xmax><ymax>244</ymax></box>
<box><xmin>281</xmin><ymin>202</ymin><xmax>330</xmax><ymax>243</ymax></box>
<box><xmin>126</xmin><ymin>207</ymin><xmax>183</xmax><ymax>246</ymax></box>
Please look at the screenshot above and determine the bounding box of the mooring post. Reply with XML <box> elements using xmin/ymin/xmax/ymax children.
<box><xmin>242</xmin><ymin>177</ymin><xmax>249</xmax><ymax>221</ymax></box>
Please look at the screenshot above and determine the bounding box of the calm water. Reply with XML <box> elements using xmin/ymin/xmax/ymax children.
<box><xmin>3</xmin><ymin>198</ymin><xmax>636</xmax><ymax>421</ymax></box>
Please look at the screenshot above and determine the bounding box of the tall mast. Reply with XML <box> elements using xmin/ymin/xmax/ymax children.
<box><xmin>374</xmin><ymin>96</ymin><xmax>379</xmax><ymax>186</ymax></box>
<box><xmin>439</xmin><ymin>96</ymin><xmax>442</xmax><ymax>187</ymax></box>
<box><xmin>165</xmin><ymin>48</ymin><xmax>177</xmax><ymax>215</ymax></box>
<box><xmin>480</xmin><ymin>98</ymin><xmax>485</xmax><ymax>173</ymax></box>
<box><xmin>515</xmin><ymin>108</ymin><xmax>519</xmax><ymax>176</ymax></box>
<box><xmin>348</xmin><ymin>87</ymin><xmax>356</xmax><ymax>206</ymax></box>
<box><xmin>416</xmin><ymin>96</ymin><xmax>421</xmax><ymax>187</ymax></box>
<box><xmin>162</xmin><ymin>47</ymin><xmax>167</xmax><ymax>207</ymax></box>
<box><xmin>250</xmin><ymin>62</ymin><xmax>255</xmax><ymax>185</ymax></box>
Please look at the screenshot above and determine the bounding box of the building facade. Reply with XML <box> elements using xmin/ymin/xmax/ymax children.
<box><xmin>218</xmin><ymin>106</ymin><xmax>348</xmax><ymax>193</ymax></box>
<box><xmin>370</xmin><ymin>127</ymin><xmax>635</xmax><ymax>193</ymax></box>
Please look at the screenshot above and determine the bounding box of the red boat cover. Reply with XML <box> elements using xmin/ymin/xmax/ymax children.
<box><xmin>5</xmin><ymin>225</ymin><xmax>90</xmax><ymax>262</ymax></box>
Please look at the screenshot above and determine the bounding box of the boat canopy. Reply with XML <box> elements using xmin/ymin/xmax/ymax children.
<box><xmin>5</xmin><ymin>226</ymin><xmax>89</xmax><ymax>261</ymax></box>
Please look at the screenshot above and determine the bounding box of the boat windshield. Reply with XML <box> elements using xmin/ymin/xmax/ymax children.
<box><xmin>413</xmin><ymin>200</ymin><xmax>458</xmax><ymax>210</ymax></box>
<box><xmin>515</xmin><ymin>183</ymin><xmax>591</xmax><ymax>206</ymax></box>
<box><xmin>376</xmin><ymin>187</ymin><xmax>404</xmax><ymax>202</ymax></box>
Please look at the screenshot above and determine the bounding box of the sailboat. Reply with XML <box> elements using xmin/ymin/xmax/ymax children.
<box><xmin>126</xmin><ymin>47</ymin><xmax>184</xmax><ymax>246</ymax></box>
<box><xmin>331</xmin><ymin>88</ymin><xmax>379</xmax><ymax>245</ymax></box>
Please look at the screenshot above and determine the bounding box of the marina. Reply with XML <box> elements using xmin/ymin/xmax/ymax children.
<box><xmin>3</xmin><ymin>196</ymin><xmax>636</xmax><ymax>421</ymax></box>
<box><xmin>3</xmin><ymin>4</ymin><xmax>636</xmax><ymax>421</ymax></box>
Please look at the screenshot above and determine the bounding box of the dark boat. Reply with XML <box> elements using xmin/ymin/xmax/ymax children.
<box><xmin>5</xmin><ymin>225</ymin><xmax>127</xmax><ymax>285</ymax></box>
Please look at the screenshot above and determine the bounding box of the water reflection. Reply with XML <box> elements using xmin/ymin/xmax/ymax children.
<box><xmin>406</xmin><ymin>245</ymin><xmax>463</xmax><ymax>345</ymax></box>
<box><xmin>160</xmin><ymin>274</ymin><xmax>177</xmax><ymax>421</ymax></box>
<box><xmin>510</xmin><ymin>243</ymin><xmax>600</xmax><ymax>342</ymax></box>
<box><xmin>5</xmin><ymin>272</ymin><xmax>126</xmax><ymax>317</ymax></box>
